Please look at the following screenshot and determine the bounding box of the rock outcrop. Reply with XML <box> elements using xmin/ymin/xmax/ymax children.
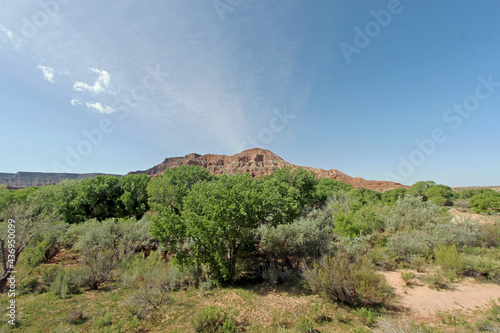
<box><xmin>131</xmin><ymin>148</ymin><xmax>407</xmax><ymax>192</ymax></box>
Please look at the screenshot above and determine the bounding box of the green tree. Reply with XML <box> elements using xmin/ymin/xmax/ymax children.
<box><xmin>381</xmin><ymin>188</ymin><xmax>407</xmax><ymax>205</ymax></box>
<box><xmin>152</xmin><ymin>174</ymin><xmax>268</xmax><ymax>281</ymax></box>
<box><xmin>147</xmin><ymin>165</ymin><xmax>213</xmax><ymax>213</ymax></box>
<box><xmin>470</xmin><ymin>191</ymin><xmax>500</xmax><ymax>214</ymax></box>
<box><xmin>408</xmin><ymin>181</ymin><xmax>436</xmax><ymax>200</ymax></box>
<box><xmin>118</xmin><ymin>173</ymin><xmax>150</xmax><ymax>219</ymax></box>
<box><xmin>313</xmin><ymin>178</ymin><xmax>353</xmax><ymax>207</ymax></box>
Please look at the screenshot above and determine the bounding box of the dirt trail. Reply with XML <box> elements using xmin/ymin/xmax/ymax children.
<box><xmin>383</xmin><ymin>271</ymin><xmax>500</xmax><ymax>318</ymax></box>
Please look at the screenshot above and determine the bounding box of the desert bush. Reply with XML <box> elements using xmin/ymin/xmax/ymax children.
<box><xmin>410</xmin><ymin>255</ymin><xmax>426</xmax><ymax>272</ymax></box>
<box><xmin>420</xmin><ymin>270</ymin><xmax>449</xmax><ymax>290</ymax></box>
<box><xmin>262</xmin><ymin>263</ymin><xmax>294</xmax><ymax>286</ymax></box>
<box><xmin>302</xmin><ymin>251</ymin><xmax>394</xmax><ymax>307</ymax></box>
<box><xmin>401</xmin><ymin>271</ymin><xmax>416</xmax><ymax>286</ymax></box>
<box><xmin>256</xmin><ymin>208</ymin><xmax>336</xmax><ymax>270</ymax></box>
<box><xmin>367</xmin><ymin>246</ymin><xmax>396</xmax><ymax>271</ymax></box>
<box><xmin>191</xmin><ymin>306</ymin><xmax>237</xmax><ymax>333</ymax></box>
<box><xmin>384</xmin><ymin>196</ymin><xmax>450</xmax><ymax>232</ymax></box>
<box><xmin>50</xmin><ymin>268</ymin><xmax>87</xmax><ymax>298</ymax></box>
<box><xmin>80</xmin><ymin>247</ymin><xmax>118</xmax><ymax>290</ymax></box>
<box><xmin>433</xmin><ymin>244</ymin><xmax>463</xmax><ymax>273</ymax></box>
<box><xmin>337</xmin><ymin>235</ymin><xmax>371</xmax><ymax>262</ymax></box>
<box><xmin>433</xmin><ymin>218</ymin><xmax>481</xmax><ymax>249</ymax></box>
<box><xmin>386</xmin><ymin>230</ymin><xmax>434</xmax><ymax>261</ymax></box>
<box><xmin>333</xmin><ymin>204</ymin><xmax>385</xmax><ymax>238</ymax></box>
<box><xmin>480</xmin><ymin>223</ymin><xmax>500</xmax><ymax>248</ymax></box>
<box><xmin>461</xmin><ymin>253</ymin><xmax>500</xmax><ymax>282</ymax></box>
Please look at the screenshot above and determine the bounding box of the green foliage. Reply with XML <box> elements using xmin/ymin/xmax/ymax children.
<box><xmin>333</xmin><ymin>204</ymin><xmax>385</xmax><ymax>238</ymax></box>
<box><xmin>384</xmin><ymin>195</ymin><xmax>450</xmax><ymax>232</ymax></box>
<box><xmin>118</xmin><ymin>173</ymin><xmax>150</xmax><ymax>219</ymax></box>
<box><xmin>408</xmin><ymin>181</ymin><xmax>454</xmax><ymax>206</ymax></box>
<box><xmin>29</xmin><ymin>174</ymin><xmax>152</xmax><ymax>223</ymax></box>
<box><xmin>296</xmin><ymin>315</ymin><xmax>315</xmax><ymax>332</ymax></box>
<box><xmin>80</xmin><ymin>247</ymin><xmax>118</xmax><ymax>290</ymax></box>
<box><xmin>256</xmin><ymin>208</ymin><xmax>336</xmax><ymax>269</ymax></box>
<box><xmin>381</xmin><ymin>188</ymin><xmax>407</xmax><ymax>205</ymax></box>
<box><xmin>94</xmin><ymin>313</ymin><xmax>113</xmax><ymax>328</ymax></box>
<box><xmin>410</xmin><ymin>255</ymin><xmax>426</xmax><ymax>272</ymax></box>
<box><xmin>421</xmin><ymin>270</ymin><xmax>448</xmax><ymax>290</ymax></box>
<box><xmin>192</xmin><ymin>306</ymin><xmax>237</xmax><ymax>333</ymax></box>
<box><xmin>151</xmin><ymin>171</ymin><xmax>310</xmax><ymax>282</ymax></box>
<box><xmin>433</xmin><ymin>244</ymin><xmax>464</xmax><ymax>273</ymax></box>
<box><xmin>433</xmin><ymin>217</ymin><xmax>482</xmax><ymax>249</ymax></box>
<box><xmin>470</xmin><ymin>191</ymin><xmax>500</xmax><ymax>214</ymax></box>
<box><xmin>386</xmin><ymin>230</ymin><xmax>434</xmax><ymax>261</ymax></box>
<box><xmin>401</xmin><ymin>271</ymin><xmax>416</xmax><ymax>286</ymax></box>
<box><xmin>302</xmin><ymin>251</ymin><xmax>394</xmax><ymax>307</ymax></box>
<box><xmin>146</xmin><ymin>165</ymin><xmax>213</xmax><ymax>212</ymax></box>
<box><xmin>50</xmin><ymin>268</ymin><xmax>87</xmax><ymax>298</ymax></box>
<box><xmin>20</xmin><ymin>238</ymin><xmax>51</xmax><ymax>268</ymax></box>
<box><xmin>356</xmin><ymin>307</ymin><xmax>378</xmax><ymax>326</ymax></box>
<box><xmin>367</xmin><ymin>246</ymin><xmax>396</xmax><ymax>270</ymax></box>
<box><xmin>461</xmin><ymin>247</ymin><xmax>500</xmax><ymax>282</ymax></box>
<box><xmin>313</xmin><ymin>178</ymin><xmax>353</xmax><ymax>207</ymax></box>
<box><xmin>480</xmin><ymin>222</ymin><xmax>500</xmax><ymax>247</ymax></box>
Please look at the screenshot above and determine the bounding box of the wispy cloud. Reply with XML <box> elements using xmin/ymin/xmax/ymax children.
<box><xmin>0</xmin><ymin>24</ymin><xmax>23</xmax><ymax>51</ymax></box>
<box><xmin>70</xmin><ymin>98</ymin><xmax>82</xmax><ymax>106</ymax></box>
<box><xmin>86</xmin><ymin>101</ymin><xmax>115</xmax><ymax>114</ymax></box>
<box><xmin>37</xmin><ymin>65</ymin><xmax>56</xmax><ymax>83</ymax></box>
<box><xmin>74</xmin><ymin>68</ymin><xmax>113</xmax><ymax>94</ymax></box>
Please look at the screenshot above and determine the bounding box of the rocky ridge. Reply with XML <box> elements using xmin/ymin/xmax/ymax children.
<box><xmin>131</xmin><ymin>148</ymin><xmax>407</xmax><ymax>192</ymax></box>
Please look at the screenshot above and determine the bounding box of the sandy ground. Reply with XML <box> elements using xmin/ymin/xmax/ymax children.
<box><xmin>383</xmin><ymin>271</ymin><xmax>500</xmax><ymax>319</ymax></box>
<box><xmin>449</xmin><ymin>208</ymin><xmax>499</xmax><ymax>224</ymax></box>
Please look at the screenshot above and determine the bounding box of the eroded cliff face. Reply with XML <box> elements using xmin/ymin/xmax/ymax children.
<box><xmin>131</xmin><ymin>148</ymin><xmax>408</xmax><ymax>192</ymax></box>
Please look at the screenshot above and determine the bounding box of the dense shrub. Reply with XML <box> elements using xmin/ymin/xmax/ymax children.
<box><xmin>433</xmin><ymin>218</ymin><xmax>481</xmax><ymax>249</ymax></box>
<box><xmin>333</xmin><ymin>204</ymin><xmax>385</xmax><ymax>238</ymax></box>
<box><xmin>367</xmin><ymin>246</ymin><xmax>396</xmax><ymax>271</ymax></box>
<box><xmin>80</xmin><ymin>247</ymin><xmax>118</xmax><ymax>290</ymax></box>
<box><xmin>461</xmin><ymin>248</ymin><xmax>500</xmax><ymax>283</ymax></box>
<box><xmin>433</xmin><ymin>244</ymin><xmax>463</xmax><ymax>273</ymax></box>
<box><xmin>384</xmin><ymin>196</ymin><xmax>450</xmax><ymax>232</ymax></box>
<box><xmin>302</xmin><ymin>251</ymin><xmax>394</xmax><ymax>307</ymax></box>
<box><xmin>50</xmin><ymin>269</ymin><xmax>87</xmax><ymax>298</ymax></box>
<box><xmin>386</xmin><ymin>230</ymin><xmax>434</xmax><ymax>261</ymax></box>
<box><xmin>479</xmin><ymin>222</ymin><xmax>500</xmax><ymax>247</ymax></box>
<box><xmin>470</xmin><ymin>191</ymin><xmax>500</xmax><ymax>214</ymax></box>
<box><xmin>256</xmin><ymin>208</ymin><xmax>336</xmax><ymax>269</ymax></box>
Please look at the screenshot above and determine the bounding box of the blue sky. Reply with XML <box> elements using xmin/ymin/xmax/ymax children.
<box><xmin>1</xmin><ymin>0</ymin><xmax>499</xmax><ymax>187</ymax></box>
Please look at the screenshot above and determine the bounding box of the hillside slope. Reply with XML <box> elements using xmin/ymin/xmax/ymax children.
<box><xmin>131</xmin><ymin>148</ymin><xmax>407</xmax><ymax>192</ymax></box>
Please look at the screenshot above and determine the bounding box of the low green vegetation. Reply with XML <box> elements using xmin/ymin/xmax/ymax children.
<box><xmin>0</xmin><ymin>169</ymin><xmax>500</xmax><ymax>331</ymax></box>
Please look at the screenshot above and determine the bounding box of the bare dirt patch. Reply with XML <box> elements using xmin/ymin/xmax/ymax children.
<box><xmin>383</xmin><ymin>270</ymin><xmax>500</xmax><ymax>319</ymax></box>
